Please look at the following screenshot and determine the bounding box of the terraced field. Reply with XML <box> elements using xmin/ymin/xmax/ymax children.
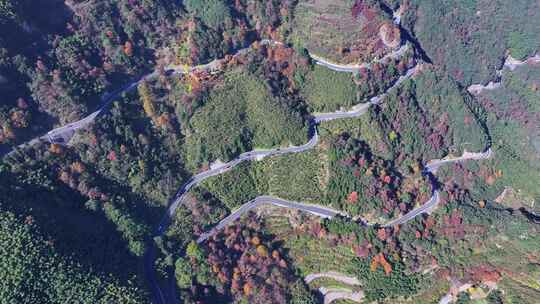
<box><xmin>290</xmin><ymin>0</ymin><xmax>399</xmax><ymax>64</ymax></box>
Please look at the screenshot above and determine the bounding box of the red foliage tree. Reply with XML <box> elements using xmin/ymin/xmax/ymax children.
<box><xmin>348</xmin><ymin>191</ymin><xmax>359</xmax><ymax>203</ymax></box>
<box><xmin>107</xmin><ymin>150</ymin><xmax>117</xmax><ymax>161</ymax></box>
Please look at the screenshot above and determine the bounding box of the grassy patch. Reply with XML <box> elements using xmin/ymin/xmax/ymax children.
<box><xmin>200</xmin><ymin>162</ymin><xmax>263</xmax><ymax>210</ymax></box>
<box><xmin>298</xmin><ymin>65</ymin><xmax>358</xmax><ymax>112</ymax></box>
<box><xmin>258</xmin><ymin>148</ymin><xmax>327</xmax><ymax>203</ymax></box>
<box><xmin>265</xmin><ymin>216</ymin><xmax>357</xmax><ymax>276</ymax></box>
<box><xmin>201</xmin><ymin>146</ymin><xmax>327</xmax><ymax>207</ymax></box>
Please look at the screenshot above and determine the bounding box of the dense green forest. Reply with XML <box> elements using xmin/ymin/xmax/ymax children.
<box><xmin>0</xmin><ymin>163</ymin><xmax>148</xmax><ymax>302</ymax></box>
<box><xmin>0</xmin><ymin>209</ymin><xmax>146</xmax><ymax>303</ymax></box>
<box><xmin>439</xmin><ymin>64</ymin><xmax>540</xmax><ymax>213</ymax></box>
<box><xmin>365</xmin><ymin>66</ymin><xmax>489</xmax><ymax>161</ymax></box>
<box><xmin>184</xmin><ymin>70</ymin><xmax>309</xmax><ymax>170</ymax></box>
<box><xmin>403</xmin><ymin>0</ymin><xmax>540</xmax><ymax>86</ymax></box>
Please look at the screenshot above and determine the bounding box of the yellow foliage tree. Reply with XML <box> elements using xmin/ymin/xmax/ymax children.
<box><xmin>256</xmin><ymin>244</ymin><xmax>269</xmax><ymax>257</ymax></box>
<box><xmin>2</xmin><ymin>124</ymin><xmax>15</xmax><ymax>140</ymax></box>
<box><xmin>251</xmin><ymin>236</ymin><xmax>261</xmax><ymax>246</ymax></box>
<box><xmin>138</xmin><ymin>82</ymin><xmax>156</xmax><ymax>119</ymax></box>
<box><xmin>10</xmin><ymin>110</ymin><xmax>28</xmax><ymax>128</ymax></box>
<box><xmin>478</xmin><ymin>200</ymin><xmax>486</xmax><ymax>208</ymax></box>
<box><xmin>156</xmin><ymin>114</ymin><xmax>170</xmax><ymax>129</ymax></box>
<box><xmin>370</xmin><ymin>257</ymin><xmax>379</xmax><ymax>272</ymax></box>
<box><xmin>243</xmin><ymin>283</ymin><xmax>252</xmax><ymax>296</ymax></box>
<box><xmin>124</xmin><ymin>41</ymin><xmax>133</xmax><ymax>57</ymax></box>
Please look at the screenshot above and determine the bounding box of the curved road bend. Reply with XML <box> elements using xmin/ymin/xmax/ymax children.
<box><xmin>196</xmin><ymin>196</ymin><xmax>345</xmax><ymax>243</ymax></box>
<box><xmin>305</xmin><ymin>272</ymin><xmax>363</xmax><ymax>304</ymax></box>
<box><xmin>196</xmin><ymin>147</ymin><xmax>493</xmax><ymax>242</ymax></box>
<box><xmin>319</xmin><ymin>287</ymin><xmax>365</xmax><ymax>304</ymax></box>
<box><xmin>147</xmin><ymin>65</ymin><xmax>421</xmax><ymax>303</ymax></box>
<box><xmin>467</xmin><ymin>53</ymin><xmax>540</xmax><ymax>94</ymax></box>
<box><xmin>311</xmin><ymin>44</ymin><xmax>410</xmax><ymax>73</ymax></box>
<box><xmin>313</xmin><ymin>64</ymin><xmax>418</xmax><ymax>122</ymax></box>
<box><xmin>0</xmin><ymin>31</ymin><xmax>485</xmax><ymax>303</ymax></box>
<box><xmin>3</xmin><ymin>41</ymin><xmax>287</xmax><ymax>158</ymax></box>
<box><xmin>424</xmin><ymin>149</ymin><xmax>493</xmax><ymax>174</ymax></box>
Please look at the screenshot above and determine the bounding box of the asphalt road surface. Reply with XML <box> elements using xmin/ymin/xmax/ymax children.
<box><xmin>2</xmin><ymin>39</ymin><xmax>409</xmax><ymax>157</ymax></box>
<box><xmin>311</xmin><ymin>44</ymin><xmax>410</xmax><ymax>73</ymax></box>
<box><xmin>3</xmin><ymin>41</ymin><xmax>284</xmax><ymax>158</ymax></box>
<box><xmin>0</xmin><ymin>32</ymin><xmax>495</xmax><ymax>304</ymax></box>
<box><xmin>313</xmin><ymin>65</ymin><xmax>417</xmax><ymax>123</ymax></box>
<box><xmin>147</xmin><ymin>64</ymin><xmax>421</xmax><ymax>304</ymax></box>
<box><xmin>196</xmin><ymin>196</ymin><xmax>345</xmax><ymax>243</ymax></box>
<box><xmin>195</xmin><ymin>148</ymin><xmax>493</xmax><ymax>241</ymax></box>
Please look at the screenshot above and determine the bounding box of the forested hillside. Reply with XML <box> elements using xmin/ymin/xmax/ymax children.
<box><xmin>0</xmin><ymin>0</ymin><xmax>294</xmax><ymax>151</ymax></box>
<box><xmin>401</xmin><ymin>0</ymin><xmax>540</xmax><ymax>85</ymax></box>
<box><xmin>0</xmin><ymin>164</ymin><xmax>147</xmax><ymax>303</ymax></box>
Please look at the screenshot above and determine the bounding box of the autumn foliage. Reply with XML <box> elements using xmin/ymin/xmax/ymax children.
<box><xmin>469</xmin><ymin>265</ymin><xmax>501</xmax><ymax>283</ymax></box>
<box><xmin>138</xmin><ymin>82</ymin><xmax>156</xmax><ymax>119</ymax></box>
<box><xmin>49</xmin><ymin>143</ymin><xmax>63</xmax><ymax>154</ymax></box>
<box><xmin>123</xmin><ymin>41</ymin><xmax>133</xmax><ymax>57</ymax></box>
<box><xmin>370</xmin><ymin>253</ymin><xmax>393</xmax><ymax>275</ymax></box>
<box><xmin>347</xmin><ymin>191</ymin><xmax>358</xmax><ymax>203</ymax></box>
<box><xmin>201</xmin><ymin>213</ymin><xmax>299</xmax><ymax>303</ymax></box>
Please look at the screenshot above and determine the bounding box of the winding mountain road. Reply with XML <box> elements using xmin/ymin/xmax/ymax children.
<box><xmin>310</xmin><ymin>44</ymin><xmax>411</xmax><ymax>73</ymax></box>
<box><xmin>0</xmin><ymin>37</ymin><xmax>414</xmax><ymax>303</ymax></box>
<box><xmin>425</xmin><ymin>149</ymin><xmax>493</xmax><ymax>173</ymax></box>
<box><xmin>2</xmin><ymin>40</ymin><xmax>283</xmax><ymax>158</ymax></box>
<box><xmin>144</xmin><ymin>43</ymin><xmax>496</xmax><ymax>301</ymax></box>
<box><xmin>196</xmin><ymin>196</ymin><xmax>345</xmax><ymax>243</ymax></box>
<box><xmin>0</xmin><ymin>27</ymin><xmax>495</xmax><ymax>304</ymax></box>
<box><xmin>155</xmin><ymin>128</ymin><xmax>320</xmax><ymax>235</ymax></box>
<box><xmin>467</xmin><ymin>53</ymin><xmax>540</xmax><ymax>95</ymax></box>
<box><xmin>146</xmin><ymin>63</ymin><xmax>422</xmax><ymax>304</ymax></box>
<box><xmin>195</xmin><ymin>147</ymin><xmax>493</xmax><ymax>243</ymax></box>
<box><xmin>305</xmin><ymin>272</ymin><xmax>364</xmax><ymax>304</ymax></box>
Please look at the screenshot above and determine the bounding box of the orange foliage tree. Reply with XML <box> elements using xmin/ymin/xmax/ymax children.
<box><xmin>124</xmin><ymin>41</ymin><xmax>133</xmax><ymax>56</ymax></box>
<box><xmin>370</xmin><ymin>253</ymin><xmax>393</xmax><ymax>275</ymax></box>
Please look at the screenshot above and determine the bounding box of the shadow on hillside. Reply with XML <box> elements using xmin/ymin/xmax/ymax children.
<box><xmin>0</xmin><ymin>169</ymin><xmax>143</xmax><ymax>285</ymax></box>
